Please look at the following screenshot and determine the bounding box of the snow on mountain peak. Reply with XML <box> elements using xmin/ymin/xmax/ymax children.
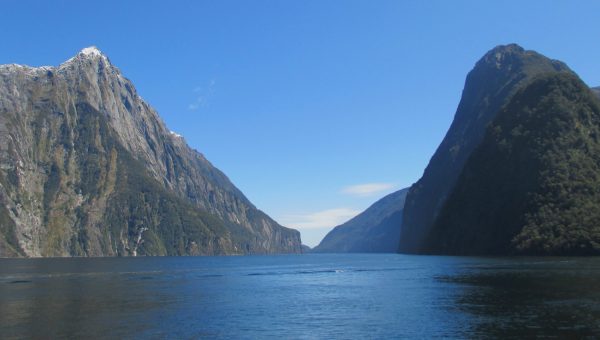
<box><xmin>80</xmin><ymin>46</ymin><xmax>104</xmax><ymax>57</ymax></box>
<box><xmin>59</xmin><ymin>46</ymin><xmax>110</xmax><ymax>67</ymax></box>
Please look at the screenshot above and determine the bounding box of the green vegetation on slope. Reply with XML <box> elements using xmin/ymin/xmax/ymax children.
<box><xmin>17</xmin><ymin>101</ymin><xmax>236</xmax><ymax>256</ymax></box>
<box><xmin>0</xmin><ymin>203</ymin><xmax>22</xmax><ymax>257</ymax></box>
<box><xmin>0</xmin><ymin>49</ymin><xmax>302</xmax><ymax>257</ymax></box>
<box><xmin>399</xmin><ymin>44</ymin><xmax>571</xmax><ymax>253</ymax></box>
<box><xmin>424</xmin><ymin>73</ymin><xmax>600</xmax><ymax>255</ymax></box>
<box><xmin>74</xmin><ymin>103</ymin><xmax>236</xmax><ymax>256</ymax></box>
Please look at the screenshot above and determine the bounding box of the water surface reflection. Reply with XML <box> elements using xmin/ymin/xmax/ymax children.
<box><xmin>439</xmin><ymin>258</ymin><xmax>600</xmax><ymax>338</ymax></box>
<box><xmin>1</xmin><ymin>255</ymin><xmax>599</xmax><ymax>338</ymax></box>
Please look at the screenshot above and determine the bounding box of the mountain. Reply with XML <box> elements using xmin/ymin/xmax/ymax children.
<box><xmin>592</xmin><ymin>86</ymin><xmax>600</xmax><ymax>99</ymax></box>
<box><xmin>313</xmin><ymin>188</ymin><xmax>408</xmax><ymax>253</ymax></box>
<box><xmin>424</xmin><ymin>72</ymin><xmax>600</xmax><ymax>255</ymax></box>
<box><xmin>0</xmin><ymin>47</ymin><xmax>301</xmax><ymax>257</ymax></box>
<box><xmin>399</xmin><ymin>44</ymin><xmax>571</xmax><ymax>253</ymax></box>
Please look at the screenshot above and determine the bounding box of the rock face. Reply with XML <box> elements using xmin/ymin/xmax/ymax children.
<box><xmin>313</xmin><ymin>188</ymin><xmax>408</xmax><ymax>253</ymax></box>
<box><xmin>425</xmin><ymin>73</ymin><xmax>600</xmax><ymax>255</ymax></box>
<box><xmin>399</xmin><ymin>44</ymin><xmax>570</xmax><ymax>253</ymax></box>
<box><xmin>0</xmin><ymin>47</ymin><xmax>301</xmax><ymax>257</ymax></box>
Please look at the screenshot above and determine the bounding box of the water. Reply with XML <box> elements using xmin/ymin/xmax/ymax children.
<box><xmin>1</xmin><ymin>254</ymin><xmax>599</xmax><ymax>339</ymax></box>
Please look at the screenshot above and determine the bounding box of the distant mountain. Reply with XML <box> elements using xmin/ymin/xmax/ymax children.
<box><xmin>424</xmin><ymin>72</ymin><xmax>600</xmax><ymax>255</ymax></box>
<box><xmin>399</xmin><ymin>44</ymin><xmax>571</xmax><ymax>253</ymax></box>
<box><xmin>592</xmin><ymin>86</ymin><xmax>600</xmax><ymax>99</ymax></box>
<box><xmin>0</xmin><ymin>47</ymin><xmax>301</xmax><ymax>257</ymax></box>
<box><xmin>313</xmin><ymin>188</ymin><xmax>408</xmax><ymax>253</ymax></box>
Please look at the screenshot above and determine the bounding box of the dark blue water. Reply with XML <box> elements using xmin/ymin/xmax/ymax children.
<box><xmin>1</xmin><ymin>254</ymin><xmax>599</xmax><ymax>339</ymax></box>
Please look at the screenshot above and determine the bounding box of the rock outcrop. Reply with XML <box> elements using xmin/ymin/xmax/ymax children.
<box><xmin>425</xmin><ymin>73</ymin><xmax>600</xmax><ymax>255</ymax></box>
<box><xmin>0</xmin><ymin>47</ymin><xmax>301</xmax><ymax>257</ymax></box>
<box><xmin>399</xmin><ymin>44</ymin><xmax>570</xmax><ymax>253</ymax></box>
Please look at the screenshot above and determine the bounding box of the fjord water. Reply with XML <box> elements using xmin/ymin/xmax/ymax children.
<box><xmin>1</xmin><ymin>255</ymin><xmax>599</xmax><ymax>338</ymax></box>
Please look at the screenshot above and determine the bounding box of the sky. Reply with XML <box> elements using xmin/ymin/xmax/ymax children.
<box><xmin>1</xmin><ymin>1</ymin><xmax>599</xmax><ymax>247</ymax></box>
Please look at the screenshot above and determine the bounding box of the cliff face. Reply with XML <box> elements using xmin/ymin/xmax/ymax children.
<box><xmin>0</xmin><ymin>47</ymin><xmax>301</xmax><ymax>257</ymax></box>
<box><xmin>399</xmin><ymin>44</ymin><xmax>571</xmax><ymax>253</ymax></box>
<box><xmin>425</xmin><ymin>73</ymin><xmax>600</xmax><ymax>255</ymax></box>
<box><xmin>313</xmin><ymin>188</ymin><xmax>408</xmax><ymax>253</ymax></box>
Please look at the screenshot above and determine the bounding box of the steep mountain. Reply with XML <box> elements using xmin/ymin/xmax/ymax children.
<box><xmin>399</xmin><ymin>44</ymin><xmax>571</xmax><ymax>253</ymax></box>
<box><xmin>0</xmin><ymin>47</ymin><xmax>301</xmax><ymax>257</ymax></box>
<box><xmin>424</xmin><ymin>72</ymin><xmax>600</xmax><ymax>255</ymax></box>
<box><xmin>313</xmin><ymin>188</ymin><xmax>408</xmax><ymax>253</ymax></box>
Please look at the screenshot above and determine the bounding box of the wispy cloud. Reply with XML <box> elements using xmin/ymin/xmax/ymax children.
<box><xmin>278</xmin><ymin>208</ymin><xmax>361</xmax><ymax>229</ymax></box>
<box><xmin>188</xmin><ymin>79</ymin><xmax>216</xmax><ymax>111</ymax></box>
<box><xmin>341</xmin><ymin>182</ymin><xmax>396</xmax><ymax>197</ymax></box>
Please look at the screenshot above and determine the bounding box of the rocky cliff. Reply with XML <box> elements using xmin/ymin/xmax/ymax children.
<box><xmin>424</xmin><ymin>73</ymin><xmax>600</xmax><ymax>255</ymax></box>
<box><xmin>399</xmin><ymin>44</ymin><xmax>571</xmax><ymax>253</ymax></box>
<box><xmin>0</xmin><ymin>47</ymin><xmax>301</xmax><ymax>257</ymax></box>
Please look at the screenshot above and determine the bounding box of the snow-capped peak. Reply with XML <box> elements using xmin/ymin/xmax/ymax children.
<box><xmin>59</xmin><ymin>46</ymin><xmax>110</xmax><ymax>67</ymax></box>
<box><xmin>80</xmin><ymin>46</ymin><xmax>104</xmax><ymax>57</ymax></box>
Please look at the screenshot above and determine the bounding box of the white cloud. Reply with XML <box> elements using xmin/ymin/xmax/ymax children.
<box><xmin>278</xmin><ymin>208</ymin><xmax>361</xmax><ymax>230</ymax></box>
<box><xmin>188</xmin><ymin>79</ymin><xmax>215</xmax><ymax>111</ymax></box>
<box><xmin>341</xmin><ymin>182</ymin><xmax>396</xmax><ymax>197</ymax></box>
<box><xmin>188</xmin><ymin>100</ymin><xmax>202</xmax><ymax>111</ymax></box>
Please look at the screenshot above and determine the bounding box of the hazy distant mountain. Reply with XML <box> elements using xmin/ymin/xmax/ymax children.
<box><xmin>399</xmin><ymin>44</ymin><xmax>571</xmax><ymax>253</ymax></box>
<box><xmin>592</xmin><ymin>86</ymin><xmax>600</xmax><ymax>99</ymax></box>
<box><xmin>425</xmin><ymin>72</ymin><xmax>600</xmax><ymax>255</ymax></box>
<box><xmin>313</xmin><ymin>188</ymin><xmax>408</xmax><ymax>253</ymax></box>
<box><xmin>0</xmin><ymin>47</ymin><xmax>301</xmax><ymax>257</ymax></box>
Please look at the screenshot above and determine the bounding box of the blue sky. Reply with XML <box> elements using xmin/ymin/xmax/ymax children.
<box><xmin>2</xmin><ymin>1</ymin><xmax>599</xmax><ymax>246</ymax></box>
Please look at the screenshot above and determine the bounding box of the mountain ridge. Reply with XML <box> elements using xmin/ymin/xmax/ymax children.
<box><xmin>424</xmin><ymin>72</ymin><xmax>600</xmax><ymax>255</ymax></box>
<box><xmin>399</xmin><ymin>44</ymin><xmax>572</xmax><ymax>253</ymax></box>
<box><xmin>313</xmin><ymin>188</ymin><xmax>408</xmax><ymax>253</ymax></box>
<box><xmin>0</xmin><ymin>47</ymin><xmax>301</xmax><ymax>257</ymax></box>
